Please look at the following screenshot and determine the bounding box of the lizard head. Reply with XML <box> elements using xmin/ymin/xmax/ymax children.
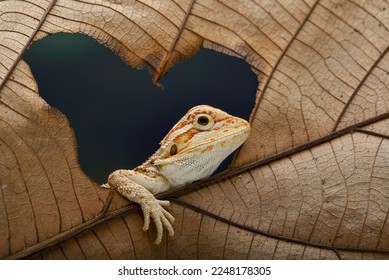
<box><xmin>152</xmin><ymin>105</ymin><xmax>251</xmax><ymax>187</ymax></box>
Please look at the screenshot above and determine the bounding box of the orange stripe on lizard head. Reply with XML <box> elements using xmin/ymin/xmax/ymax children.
<box><xmin>173</xmin><ymin>127</ymin><xmax>199</xmax><ymax>144</ymax></box>
<box><xmin>201</xmin><ymin>144</ymin><xmax>215</xmax><ymax>152</ymax></box>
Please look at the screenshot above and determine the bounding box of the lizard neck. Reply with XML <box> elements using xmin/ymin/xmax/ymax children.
<box><xmin>131</xmin><ymin>162</ymin><xmax>172</xmax><ymax>194</ymax></box>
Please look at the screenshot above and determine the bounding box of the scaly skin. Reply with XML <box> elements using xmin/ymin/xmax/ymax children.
<box><xmin>102</xmin><ymin>105</ymin><xmax>251</xmax><ymax>244</ymax></box>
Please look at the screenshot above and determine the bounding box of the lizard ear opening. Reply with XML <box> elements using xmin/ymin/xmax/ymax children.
<box><xmin>193</xmin><ymin>114</ymin><xmax>215</xmax><ymax>131</ymax></box>
<box><xmin>169</xmin><ymin>144</ymin><xmax>178</xmax><ymax>156</ymax></box>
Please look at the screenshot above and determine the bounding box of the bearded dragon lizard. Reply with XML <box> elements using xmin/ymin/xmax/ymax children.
<box><xmin>102</xmin><ymin>105</ymin><xmax>250</xmax><ymax>244</ymax></box>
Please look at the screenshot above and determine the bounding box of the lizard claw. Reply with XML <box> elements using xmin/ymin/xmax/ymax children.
<box><xmin>140</xmin><ymin>199</ymin><xmax>175</xmax><ymax>244</ymax></box>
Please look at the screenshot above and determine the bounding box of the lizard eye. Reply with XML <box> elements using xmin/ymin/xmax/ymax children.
<box><xmin>197</xmin><ymin>116</ymin><xmax>209</xmax><ymax>125</ymax></box>
<box><xmin>194</xmin><ymin>113</ymin><xmax>214</xmax><ymax>131</ymax></box>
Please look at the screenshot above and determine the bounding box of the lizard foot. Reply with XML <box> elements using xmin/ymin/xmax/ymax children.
<box><xmin>111</xmin><ymin>174</ymin><xmax>175</xmax><ymax>245</ymax></box>
<box><xmin>140</xmin><ymin>198</ymin><xmax>175</xmax><ymax>244</ymax></box>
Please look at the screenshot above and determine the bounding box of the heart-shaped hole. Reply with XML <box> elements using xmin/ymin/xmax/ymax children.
<box><xmin>24</xmin><ymin>33</ymin><xmax>258</xmax><ymax>184</ymax></box>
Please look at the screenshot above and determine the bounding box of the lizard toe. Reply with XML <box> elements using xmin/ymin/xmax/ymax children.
<box><xmin>141</xmin><ymin>208</ymin><xmax>151</xmax><ymax>232</ymax></box>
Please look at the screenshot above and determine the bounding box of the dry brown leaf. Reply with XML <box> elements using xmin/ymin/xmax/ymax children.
<box><xmin>0</xmin><ymin>0</ymin><xmax>388</xmax><ymax>259</ymax></box>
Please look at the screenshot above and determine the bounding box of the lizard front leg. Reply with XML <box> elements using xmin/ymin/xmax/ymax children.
<box><xmin>103</xmin><ymin>169</ymin><xmax>175</xmax><ymax>244</ymax></box>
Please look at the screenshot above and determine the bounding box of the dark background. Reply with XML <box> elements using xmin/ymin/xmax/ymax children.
<box><xmin>24</xmin><ymin>33</ymin><xmax>258</xmax><ymax>184</ymax></box>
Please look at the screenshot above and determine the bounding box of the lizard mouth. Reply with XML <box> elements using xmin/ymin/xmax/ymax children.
<box><xmin>181</xmin><ymin>123</ymin><xmax>251</xmax><ymax>154</ymax></box>
<box><xmin>154</xmin><ymin>121</ymin><xmax>251</xmax><ymax>185</ymax></box>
